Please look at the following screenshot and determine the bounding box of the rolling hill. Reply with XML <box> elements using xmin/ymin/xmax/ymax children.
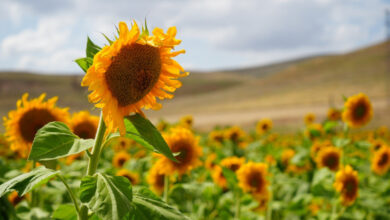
<box><xmin>0</xmin><ymin>41</ymin><xmax>389</xmax><ymax>132</ymax></box>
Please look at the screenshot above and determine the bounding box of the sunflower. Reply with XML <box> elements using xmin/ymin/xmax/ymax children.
<box><xmin>3</xmin><ymin>93</ymin><xmax>69</xmax><ymax>157</ymax></box>
<box><xmin>342</xmin><ymin>93</ymin><xmax>373</xmax><ymax>128</ymax></box>
<box><xmin>112</xmin><ymin>136</ymin><xmax>133</xmax><ymax>152</ymax></box>
<box><xmin>147</xmin><ymin>160</ymin><xmax>166</xmax><ymax>195</ymax></box>
<box><xmin>208</xmin><ymin>130</ymin><xmax>225</xmax><ymax>145</ymax></box>
<box><xmin>156</xmin><ymin>120</ymin><xmax>169</xmax><ymax>132</ymax></box>
<box><xmin>281</xmin><ymin>149</ymin><xmax>295</xmax><ymax>166</ymax></box>
<box><xmin>370</xmin><ymin>139</ymin><xmax>386</xmax><ymax>153</ymax></box>
<box><xmin>116</xmin><ymin>169</ymin><xmax>139</xmax><ymax>185</ymax></box>
<box><xmin>376</xmin><ymin>126</ymin><xmax>388</xmax><ymax>138</ymax></box>
<box><xmin>315</xmin><ymin>146</ymin><xmax>341</xmax><ymax>171</ymax></box>
<box><xmin>371</xmin><ymin>146</ymin><xmax>390</xmax><ymax>175</ymax></box>
<box><xmin>211</xmin><ymin>156</ymin><xmax>245</xmax><ymax>189</ymax></box>
<box><xmin>256</xmin><ymin>118</ymin><xmax>272</xmax><ymax>135</ymax></box>
<box><xmin>304</xmin><ymin>113</ymin><xmax>316</xmax><ymax>125</ymax></box>
<box><xmin>304</xmin><ymin>123</ymin><xmax>323</xmax><ymax>140</ymax></box>
<box><xmin>308</xmin><ymin>200</ymin><xmax>322</xmax><ymax>216</ymax></box>
<box><xmin>224</xmin><ymin>126</ymin><xmax>246</xmax><ymax>145</ymax></box>
<box><xmin>334</xmin><ymin>165</ymin><xmax>359</xmax><ymax>206</ymax></box>
<box><xmin>70</xmin><ymin>111</ymin><xmax>99</xmax><ymax>139</ymax></box>
<box><xmin>81</xmin><ymin>21</ymin><xmax>188</xmax><ymax>135</ymax></box>
<box><xmin>158</xmin><ymin>127</ymin><xmax>202</xmax><ymax>175</ymax></box>
<box><xmin>205</xmin><ymin>153</ymin><xmax>217</xmax><ymax>170</ymax></box>
<box><xmin>8</xmin><ymin>191</ymin><xmax>26</xmax><ymax>206</ymax></box>
<box><xmin>179</xmin><ymin>115</ymin><xmax>193</xmax><ymax>129</ymax></box>
<box><xmin>327</xmin><ymin>108</ymin><xmax>341</xmax><ymax>121</ymax></box>
<box><xmin>265</xmin><ymin>155</ymin><xmax>276</xmax><ymax>166</ymax></box>
<box><xmin>112</xmin><ymin>151</ymin><xmax>131</xmax><ymax>168</ymax></box>
<box><xmin>252</xmin><ymin>190</ymin><xmax>269</xmax><ymax>212</ymax></box>
<box><xmin>310</xmin><ymin>140</ymin><xmax>332</xmax><ymax>160</ymax></box>
<box><xmin>237</xmin><ymin>162</ymin><xmax>268</xmax><ymax>194</ymax></box>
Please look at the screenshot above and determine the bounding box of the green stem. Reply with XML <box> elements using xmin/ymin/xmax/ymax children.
<box><xmin>163</xmin><ymin>175</ymin><xmax>169</xmax><ymax>203</ymax></box>
<box><xmin>79</xmin><ymin>113</ymin><xmax>106</xmax><ymax>220</ymax></box>
<box><xmin>58</xmin><ymin>174</ymin><xmax>80</xmax><ymax>214</ymax></box>
<box><xmin>234</xmin><ymin>191</ymin><xmax>241</xmax><ymax>220</ymax></box>
<box><xmin>266</xmin><ymin>186</ymin><xmax>273</xmax><ymax>220</ymax></box>
<box><xmin>331</xmin><ymin>200</ymin><xmax>338</xmax><ymax>220</ymax></box>
<box><xmin>31</xmin><ymin>161</ymin><xmax>39</xmax><ymax>207</ymax></box>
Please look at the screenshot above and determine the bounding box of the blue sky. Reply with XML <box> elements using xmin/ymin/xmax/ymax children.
<box><xmin>0</xmin><ymin>0</ymin><xmax>389</xmax><ymax>74</ymax></box>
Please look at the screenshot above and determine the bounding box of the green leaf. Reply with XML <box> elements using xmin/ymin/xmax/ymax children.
<box><xmin>221</xmin><ymin>167</ymin><xmax>238</xmax><ymax>190</ymax></box>
<box><xmin>102</xmin><ymin>33</ymin><xmax>114</xmax><ymax>45</ymax></box>
<box><xmin>124</xmin><ymin>114</ymin><xmax>177</xmax><ymax>162</ymax></box>
<box><xmin>80</xmin><ymin>173</ymin><xmax>132</xmax><ymax>220</ymax></box>
<box><xmin>0</xmin><ymin>166</ymin><xmax>59</xmax><ymax>197</ymax></box>
<box><xmin>323</xmin><ymin>121</ymin><xmax>339</xmax><ymax>133</ymax></box>
<box><xmin>86</xmin><ymin>37</ymin><xmax>101</xmax><ymax>59</ymax></box>
<box><xmin>28</xmin><ymin>122</ymin><xmax>94</xmax><ymax>161</ymax></box>
<box><xmin>131</xmin><ymin>187</ymin><xmax>189</xmax><ymax>220</ymax></box>
<box><xmin>332</xmin><ymin>137</ymin><xmax>350</xmax><ymax>148</ymax></box>
<box><xmin>52</xmin><ymin>204</ymin><xmax>77</xmax><ymax>220</ymax></box>
<box><xmin>75</xmin><ymin>57</ymin><xmax>93</xmax><ymax>73</ymax></box>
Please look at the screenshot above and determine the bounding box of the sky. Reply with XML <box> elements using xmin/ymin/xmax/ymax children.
<box><xmin>0</xmin><ymin>0</ymin><xmax>389</xmax><ymax>74</ymax></box>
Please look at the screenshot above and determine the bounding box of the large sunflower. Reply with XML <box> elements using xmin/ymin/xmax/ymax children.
<box><xmin>158</xmin><ymin>127</ymin><xmax>202</xmax><ymax>175</ymax></box>
<box><xmin>82</xmin><ymin>21</ymin><xmax>187</xmax><ymax>135</ymax></box>
<box><xmin>315</xmin><ymin>146</ymin><xmax>342</xmax><ymax>171</ymax></box>
<box><xmin>334</xmin><ymin>165</ymin><xmax>359</xmax><ymax>206</ymax></box>
<box><xmin>237</xmin><ymin>162</ymin><xmax>268</xmax><ymax>195</ymax></box>
<box><xmin>256</xmin><ymin>118</ymin><xmax>272</xmax><ymax>135</ymax></box>
<box><xmin>70</xmin><ymin>111</ymin><xmax>99</xmax><ymax>139</ymax></box>
<box><xmin>371</xmin><ymin>146</ymin><xmax>390</xmax><ymax>175</ymax></box>
<box><xmin>342</xmin><ymin>93</ymin><xmax>373</xmax><ymax>128</ymax></box>
<box><xmin>3</xmin><ymin>93</ymin><xmax>69</xmax><ymax>157</ymax></box>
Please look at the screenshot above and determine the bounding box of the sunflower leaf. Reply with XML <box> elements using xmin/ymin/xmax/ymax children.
<box><xmin>28</xmin><ymin>122</ymin><xmax>94</xmax><ymax>161</ymax></box>
<box><xmin>130</xmin><ymin>187</ymin><xmax>190</xmax><ymax>220</ymax></box>
<box><xmin>52</xmin><ymin>204</ymin><xmax>77</xmax><ymax>220</ymax></box>
<box><xmin>86</xmin><ymin>37</ymin><xmax>101</xmax><ymax>59</ymax></box>
<box><xmin>75</xmin><ymin>57</ymin><xmax>93</xmax><ymax>73</ymax></box>
<box><xmin>80</xmin><ymin>173</ymin><xmax>132</xmax><ymax>220</ymax></box>
<box><xmin>0</xmin><ymin>166</ymin><xmax>59</xmax><ymax>197</ymax></box>
<box><xmin>124</xmin><ymin>114</ymin><xmax>177</xmax><ymax>162</ymax></box>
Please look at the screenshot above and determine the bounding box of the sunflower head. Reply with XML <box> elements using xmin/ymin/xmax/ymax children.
<box><xmin>371</xmin><ymin>146</ymin><xmax>390</xmax><ymax>175</ymax></box>
<box><xmin>147</xmin><ymin>160</ymin><xmax>166</xmax><ymax>195</ymax></box>
<box><xmin>112</xmin><ymin>151</ymin><xmax>131</xmax><ymax>168</ymax></box>
<box><xmin>208</xmin><ymin>130</ymin><xmax>225</xmax><ymax>145</ymax></box>
<box><xmin>224</xmin><ymin>126</ymin><xmax>246</xmax><ymax>145</ymax></box>
<box><xmin>237</xmin><ymin>162</ymin><xmax>269</xmax><ymax>194</ymax></box>
<box><xmin>70</xmin><ymin>111</ymin><xmax>99</xmax><ymax>139</ymax></box>
<box><xmin>281</xmin><ymin>149</ymin><xmax>295</xmax><ymax>166</ymax></box>
<box><xmin>342</xmin><ymin>93</ymin><xmax>373</xmax><ymax>128</ymax></box>
<box><xmin>256</xmin><ymin>118</ymin><xmax>273</xmax><ymax>135</ymax></box>
<box><xmin>3</xmin><ymin>93</ymin><xmax>69</xmax><ymax>157</ymax></box>
<box><xmin>116</xmin><ymin>169</ymin><xmax>139</xmax><ymax>185</ymax></box>
<box><xmin>211</xmin><ymin>156</ymin><xmax>245</xmax><ymax>189</ymax></box>
<box><xmin>304</xmin><ymin>113</ymin><xmax>316</xmax><ymax>125</ymax></box>
<box><xmin>327</xmin><ymin>108</ymin><xmax>341</xmax><ymax>121</ymax></box>
<box><xmin>334</xmin><ymin>165</ymin><xmax>359</xmax><ymax>206</ymax></box>
<box><xmin>8</xmin><ymin>191</ymin><xmax>26</xmax><ymax>206</ymax></box>
<box><xmin>156</xmin><ymin>120</ymin><xmax>169</xmax><ymax>132</ymax></box>
<box><xmin>304</xmin><ymin>123</ymin><xmax>324</xmax><ymax>140</ymax></box>
<box><xmin>370</xmin><ymin>139</ymin><xmax>386</xmax><ymax>153</ymax></box>
<box><xmin>376</xmin><ymin>126</ymin><xmax>388</xmax><ymax>138</ymax></box>
<box><xmin>205</xmin><ymin>153</ymin><xmax>217</xmax><ymax>170</ymax></box>
<box><xmin>179</xmin><ymin>115</ymin><xmax>193</xmax><ymax>129</ymax></box>
<box><xmin>315</xmin><ymin>146</ymin><xmax>342</xmax><ymax>171</ymax></box>
<box><xmin>310</xmin><ymin>140</ymin><xmax>332</xmax><ymax>159</ymax></box>
<box><xmin>82</xmin><ymin>21</ymin><xmax>188</xmax><ymax>135</ymax></box>
<box><xmin>158</xmin><ymin>127</ymin><xmax>202</xmax><ymax>175</ymax></box>
<box><xmin>112</xmin><ymin>137</ymin><xmax>133</xmax><ymax>152</ymax></box>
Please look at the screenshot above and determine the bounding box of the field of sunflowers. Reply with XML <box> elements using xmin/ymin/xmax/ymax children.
<box><xmin>1</xmin><ymin>21</ymin><xmax>390</xmax><ymax>220</ymax></box>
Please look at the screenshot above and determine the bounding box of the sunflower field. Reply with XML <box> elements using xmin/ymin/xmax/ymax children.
<box><xmin>1</xmin><ymin>21</ymin><xmax>390</xmax><ymax>220</ymax></box>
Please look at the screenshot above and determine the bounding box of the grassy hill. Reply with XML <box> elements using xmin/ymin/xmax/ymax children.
<box><xmin>0</xmin><ymin>41</ymin><xmax>389</xmax><ymax>132</ymax></box>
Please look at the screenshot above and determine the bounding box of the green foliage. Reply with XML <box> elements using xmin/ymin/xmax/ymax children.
<box><xmin>0</xmin><ymin>166</ymin><xmax>59</xmax><ymax>197</ymax></box>
<box><xmin>79</xmin><ymin>173</ymin><xmax>133</xmax><ymax>220</ymax></box>
<box><xmin>52</xmin><ymin>204</ymin><xmax>77</xmax><ymax>220</ymax></box>
<box><xmin>28</xmin><ymin>122</ymin><xmax>94</xmax><ymax>161</ymax></box>
<box><xmin>86</xmin><ymin>37</ymin><xmax>101</xmax><ymax>59</ymax></box>
<box><xmin>75</xmin><ymin>57</ymin><xmax>93</xmax><ymax>73</ymax></box>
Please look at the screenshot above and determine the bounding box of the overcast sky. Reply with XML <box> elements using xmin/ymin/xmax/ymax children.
<box><xmin>0</xmin><ymin>0</ymin><xmax>389</xmax><ymax>74</ymax></box>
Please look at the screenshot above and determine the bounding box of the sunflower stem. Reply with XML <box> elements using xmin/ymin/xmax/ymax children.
<box><xmin>31</xmin><ymin>161</ymin><xmax>39</xmax><ymax>207</ymax></box>
<box><xmin>58</xmin><ymin>174</ymin><xmax>80</xmax><ymax>215</ymax></box>
<box><xmin>79</xmin><ymin>113</ymin><xmax>106</xmax><ymax>220</ymax></box>
<box><xmin>163</xmin><ymin>175</ymin><xmax>169</xmax><ymax>203</ymax></box>
<box><xmin>234</xmin><ymin>190</ymin><xmax>241</xmax><ymax>220</ymax></box>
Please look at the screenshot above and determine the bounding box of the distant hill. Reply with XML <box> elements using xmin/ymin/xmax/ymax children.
<box><xmin>0</xmin><ymin>41</ymin><xmax>389</xmax><ymax>131</ymax></box>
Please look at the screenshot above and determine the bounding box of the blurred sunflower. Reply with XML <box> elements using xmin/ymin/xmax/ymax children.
<box><xmin>304</xmin><ymin>113</ymin><xmax>316</xmax><ymax>125</ymax></box>
<box><xmin>237</xmin><ymin>162</ymin><xmax>268</xmax><ymax>195</ymax></box>
<box><xmin>308</xmin><ymin>200</ymin><xmax>322</xmax><ymax>216</ymax></box>
<box><xmin>212</xmin><ymin>156</ymin><xmax>245</xmax><ymax>189</ymax></box>
<box><xmin>256</xmin><ymin>118</ymin><xmax>272</xmax><ymax>135</ymax></box>
<box><xmin>205</xmin><ymin>153</ymin><xmax>217</xmax><ymax>170</ymax></box>
<box><xmin>208</xmin><ymin>130</ymin><xmax>225</xmax><ymax>145</ymax></box>
<box><xmin>370</xmin><ymin>139</ymin><xmax>386</xmax><ymax>153</ymax></box>
<box><xmin>158</xmin><ymin>127</ymin><xmax>202</xmax><ymax>175</ymax></box>
<box><xmin>70</xmin><ymin>111</ymin><xmax>99</xmax><ymax>139</ymax></box>
<box><xmin>112</xmin><ymin>151</ymin><xmax>131</xmax><ymax>168</ymax></box>
<box><xmin>8</xmin><ymin>191</ymin><xmax>26</xmax><ymax>206</ymax></box>
<box><xmin>112</xmin><ymin>136</ymin><xmax>133</xmax><ymax>152</ymax></box>
<box><xmin>281</xmin><ymin>149</ymin><xmax>295</xmax><ymax>166</ymax></box>
<box><xmin>116</xmin><ymin>169</ymin><xmax>139</xmax><ymax>185</ymax></box>
<box><xmin>376</xmin><ymin>126</ymin><xmax>388</xmax><ymax>138</ymax></box>
<box><xmin>156</xmin><ymin>120</ymin><xmax>169</xmax><ymax>132</ymax></box>
<box><xmin>179</xmin><ymin>115</ymin><xmax>193</xmax><ymax>129</ymax></box>
<box><xmin>310</xmin><ymin>140</ymin><xmax>332</xmax><ymax>160</ymax></box>
<box><xmin>334</xmin><ymin>165</ymin><xmax>359</xmax><ymax>206</ymax></box>
<box><xmin>327</xmin><ymin>108</ymin><xmax>341</xmax><ymax>121</ymax></box>
<box><xmin>304</xmin><ymin>123</ymin><xmax>324</xmax><ymax>140</ymax></box>
<box><xmin>342</xmin><ymin>93</ymin><xmax>373</xmax><ymax>128</ymax></box>
<box><xmin>315</xmin><ymin>146</ymin><xmax>341</xmax><ymax>171</ymax></box>
<box><xmin>3</xmin><ymin>93</ymin><xmax>69</xmax><ymax>157</ymax></box>
<box><xmin>371</xmin><ymin>146</ymin><xmax>390</xmax><ymax>175</ymax></box>
<box><xmin>224</xmin><ymin>126</ymin><xmax>246</xmax><ymax>146</ymax></box>
<box><xmin>81</xmin><ymin>21</ymin><xmax>188</xmax><ymax>135</ymax></box>
<box><xmin>265</xmin><ymin>155</ymin><xmax>276</xmax><ymax>166</ymax></box>
<box><xmin>147</xmin><ymin>160</ymin><xmax>166</xmax><ymax>195</ymax></box>
<box><xmin>252</xmin><ymin>190</ymin><xmax>269</xmax><ymax>212</ymax></box>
